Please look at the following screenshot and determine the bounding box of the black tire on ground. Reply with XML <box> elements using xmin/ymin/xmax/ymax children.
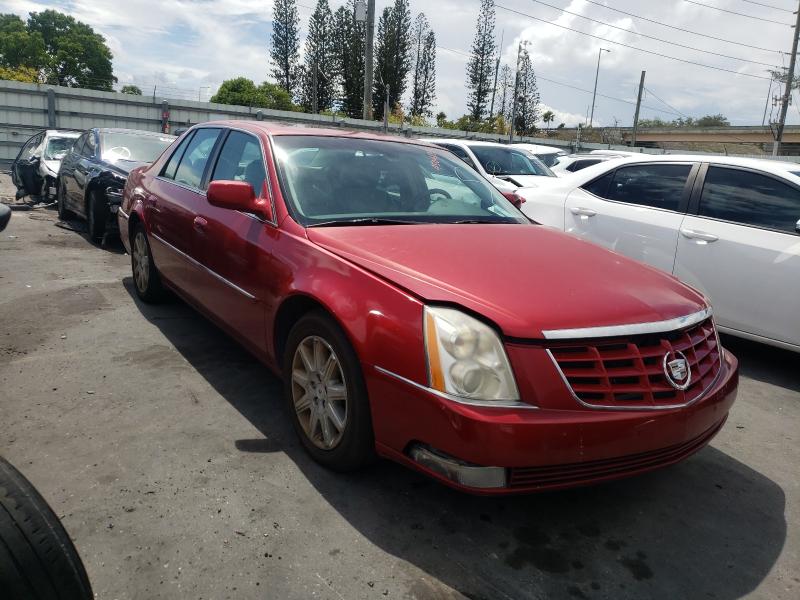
<box><xmin>86</xmin><ymin>190</ymin><xmax>106</xmax><ymax>242</ymax></box>
<box><xmin>56</xmin><ymin>179</ymin><xmax>73</xmax><ymax>220</ymax></box>
<box><xmin>131</xmin><ymin>222</ymin><xmax>165</xmax><ymax>303</ymax></box>
<box><xmin>282</xmin><ymin>311</ymin><xmax>376</xmax><ymax>471</ymax></box>
<box><xmin>0</xmin><ymin>456</ymin><xmax>93</xmax><ymax>600</ymax></box>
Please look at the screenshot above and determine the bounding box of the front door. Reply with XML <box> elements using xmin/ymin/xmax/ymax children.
<box><xmin>564</xmin><ymin>162</ymin><xmax>697</xmax><ymax>273</ymax></box>
<box><xmin>193</xmin><ymin>129</ymin><xmax>271</xmax><ymax>354</ymax></box>
<box><xmin>674</xmin><ymin>165</ymin><xmax>800</xmax><ymax>348</ymax></box>
<box><xmin>12</xmin><ymin>133</ymin><xmax>43</xmax><ymax>197</ymax></box>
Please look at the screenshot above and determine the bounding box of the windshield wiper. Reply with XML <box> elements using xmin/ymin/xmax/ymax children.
<box><xmin>307</xmin><ymin>217</ymin><xmax>422</xmax><ymax>227</ymax></box>
<box><xmin>450</xmin><ymin>219</ymin><xmax>512</xmax><ymax>224</ymax></box>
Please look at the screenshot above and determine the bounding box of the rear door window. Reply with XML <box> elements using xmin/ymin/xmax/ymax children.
<box><xmin>699</xmin><ymin>166</ymin><xmax>800</xmax><ymax>234</ymax></box>
<box><xmin>172</xmin><ymin>128</ymin><xmax>221</xmax><ymax>189</ymax></box>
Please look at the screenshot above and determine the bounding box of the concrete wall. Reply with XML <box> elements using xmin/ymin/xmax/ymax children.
<box><xmin>3</xmin><ymin>78</ymin><xmax>799</xmax><ymax>166</ymax></box>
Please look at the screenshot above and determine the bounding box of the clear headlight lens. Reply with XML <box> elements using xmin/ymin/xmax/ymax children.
<box><xmin>424</xmin><ymin>306</ymin><xmax>519</xmax><ymax>402</ymax></box>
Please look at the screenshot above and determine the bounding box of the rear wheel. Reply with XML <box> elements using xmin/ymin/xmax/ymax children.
<box><xmin>283</xmin><ymin>311</ymin><xmax>375</xmax><ymax>471</ymax></box>
<box><xmin>0</xmin><ymin>456</ymin><xmax>93</xmax><ymax>600</ymax></box>
<box><xmin>57</xmin><ymin>179</ymin><xmax>73</xmax><ymax>220</ymax></box>
<box><xmin>86</xmin><ymin>190</ymin><xmax>106</xmax><ymax>242</ymax></box>
<box><xmin>131</xmin><ymin>223</ymin><xmax>165</xmax><ymax>303</ymax></box>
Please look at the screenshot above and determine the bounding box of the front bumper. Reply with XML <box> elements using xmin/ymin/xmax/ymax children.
<box><xmin>368</xmin><ymin>350</ymin><xmax>738</xmax><ymax>495</ymax></box>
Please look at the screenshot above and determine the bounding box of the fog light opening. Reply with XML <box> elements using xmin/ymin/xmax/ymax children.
<box><xmin>407</xmin><ymin>443</ymin><xmax>506</xmax><ymax>489</ymax></box>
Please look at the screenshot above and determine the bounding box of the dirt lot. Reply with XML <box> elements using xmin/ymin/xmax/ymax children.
<box><xmin>1</xmin><ymin>183</ymin><xmax>798</xmax><ymax>599</ymax></box>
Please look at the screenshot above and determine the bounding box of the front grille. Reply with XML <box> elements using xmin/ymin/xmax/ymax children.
<box><xmin>508</xmin><ymin>419</ymin><xmax>724</xmax><ymax>489</ymax></box>
<box><xmin>549</xmin><ymin>317</ymin><xmax>721</xmax><ymax>409</ymax></box>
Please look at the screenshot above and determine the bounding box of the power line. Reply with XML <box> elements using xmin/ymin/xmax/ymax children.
<box><xmin>580</xmin><ymin>0</ymin><xmax>783</xmax><ymax>54</ymax></box>
<box><xmin>494</xmin><ymin>3</ymin><xmax>773</xmax><ymax>80</ymax></box>
<box><xmin>644</xmin><ymin>86</ymin><xmax>690</xmax><ymax>118</ymax></box>
<box><xmin>436</xmin><ymin>44</ymin><xmax>683</xmax><ymax>116</ymax></box>
<box><xmin>527</xmin><ymin>0</ymin><xmax>780</xmax><ymax>68</ymax></box>
<box><xmin>738</xmin><ymin>0</ymin><xmax>794</xmax><ymax>12</ymax></box>
<box><xmin>683</xmin><ymin>0</ymin><xmax>791</xmax><ymax>25</ymax></box>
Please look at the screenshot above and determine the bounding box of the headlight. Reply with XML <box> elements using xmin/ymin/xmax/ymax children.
<box><xmin>424</xmin><ymin>306</ymin><xmax>519</xmax><ymax>402</ymax></box>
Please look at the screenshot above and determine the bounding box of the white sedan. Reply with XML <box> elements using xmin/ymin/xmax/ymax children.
<box><xmin>521</xmin><ymin>155</ymin><xmax>800</xmax><ymax>352</ymax></box>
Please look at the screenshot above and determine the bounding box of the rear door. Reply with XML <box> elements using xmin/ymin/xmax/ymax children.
<box><xmin>564</xmin><ymin>162</ymin><xmax>698</xmax><ymax>273</ymax></box>
<box><xmin>194</xmin><ymin>129</ymin><xmax>272</xmax><ymax>353</ymax></box>
<box><xmin>674</xmin><ymin>164</ymin><xmax>800</xmax><ymax>347</ymax></box>
<box><xmin>147</xmin><ymin>127</ymin><xmax>222</xmax><ymax>296</ymax></box>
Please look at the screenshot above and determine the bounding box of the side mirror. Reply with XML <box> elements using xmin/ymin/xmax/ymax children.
<box><xmin>207</xmin><ymin>180</ymin><xmax>273</xmax><ymax>222</ymax></box>
<box><xmin>501</xmin><ymin>191</ymin><xmax>526</xmax><ymax>209</ymax></box>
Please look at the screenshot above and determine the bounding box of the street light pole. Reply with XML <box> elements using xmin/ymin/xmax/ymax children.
<box><xmin>773</xmin><ymin>1</ymin><xmax>800</xmax><ymax>156</ymax></box>
<box><xmin>589</xmin><ymin>47</ymin><xmax>610</xmax><ymax>128</ymax></box>
<box><xmin>362</xmin><ymin>0</ymin><xmax>376</xmax><ymax>120</ymax></box>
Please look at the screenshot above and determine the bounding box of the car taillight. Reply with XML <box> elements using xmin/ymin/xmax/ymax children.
<box><xmin>501</xmin><ymin>191</ymin><xmax>526</xmax><ymax>209</ymax></box>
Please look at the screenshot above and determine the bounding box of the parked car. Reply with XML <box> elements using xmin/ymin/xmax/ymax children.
<box><xmin>521</xmin><ymin>154</ymin><xmax>800</xmax><ymax>352</ymax></box>
<box><xmin>419</xmin><ymin>138</ymin><xmax>555</xmax><ymax>196</ymax></box>
<box><xmin>550</xmin><ymin>153</ymin><xmax>627</xmax><ymax>177</ymax></box>
<box><xmin>510</xmin><ymin>142</ymin><xmax>568</xmax><ymax>167</ymax></box>
<box><xmin>11</xmin><ymin>129</ymin><xmax>80</xmax><ymax>202</ymax></box>
<box><xmin>119</xmin><ymin>122</ymin><xmax>737</xmax><ymax>494</ymax></box>
<box><xmin>57</xmin><ymin>128</ymin><xmax>176</xmax><ymax>241</ymax></box>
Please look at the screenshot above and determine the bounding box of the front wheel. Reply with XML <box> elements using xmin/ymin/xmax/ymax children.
<box><xmin>131</xmin><ymin>223</ymin><xmax>165</xmax><ymax>303</ymax></box>
<box><xmin>283</xmin><ymin>311</ymin><xmax>375</xmax><ymax>471</ymax></box>
<box><xmin>86</xmin><ymin>190</ymin><xmax>106</xmax><ymax>243</ymax></box>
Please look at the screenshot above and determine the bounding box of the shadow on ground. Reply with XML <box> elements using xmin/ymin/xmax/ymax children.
<box><xmin>124</xmin><ymin>279</ymin><xmax>787</xmax><ymax>600</ymax></box>
<box><xmin>721</xmin><ymin>333</ymin><xmax>800</xmax><ymax>393</ymax></box>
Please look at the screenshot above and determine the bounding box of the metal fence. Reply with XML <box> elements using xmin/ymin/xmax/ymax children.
<box><xmin>3</xmin><ymin>78</ymin><xmax>799</xmax><ymax>166</ymax></box>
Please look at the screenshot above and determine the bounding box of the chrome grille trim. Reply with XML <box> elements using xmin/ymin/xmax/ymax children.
<box><xmin>541</xmin><ymin>307</ymin><xmax>712</xmax><ymax>340</ymax></box>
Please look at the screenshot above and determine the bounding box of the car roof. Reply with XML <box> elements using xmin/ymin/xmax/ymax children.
<box><xmin>43</xmin><ymin>129</ymin><xmax>80</xmax><ymax>138</ymax></box>
<box><xmin>417</xmin><ymin>137</ymin><xmax>517</xmax><ymax>148</ymax></box>
<box><xmin>609</xmin><ymin>153</ymin><xmax>800</xmax><ymax>175</ymax></box>
<box><xmin>94</xmin><ymin>127</ymin><xmax>176</xmax><ymax>138</ymax></box>
<box><xmin>511</xmin><ymin>143</ymin><xmax>565</xmax><ymax>154</ymax></box>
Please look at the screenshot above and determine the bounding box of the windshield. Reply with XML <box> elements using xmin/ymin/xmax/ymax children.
<box><xmin>44</xmin><ymin>137</ymin><xmax>77</xmax><ymax>160</ymax></box>
<box><xmin>272</xmin><ymin>136</ymin><xmax>527</xmax><ymax>226</ymax></box>
<box><xmin>100</xmin><ymin>132</ymin><xmax>175</xmax><ymax>163</ymax></box>
<box><xmin>470</xmin><ymin>146</ymin><xmax>554</xmax><ymax>177</ymax></box>
<box><xmin>536</xmin><ymin>153</ymin><xmax>561</xmax><ymax>168</ymax></box>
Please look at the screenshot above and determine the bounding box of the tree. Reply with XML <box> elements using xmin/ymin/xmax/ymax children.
<box><xmin>436</xmin><ymin>111</ymin><xmax>448</xmax><ymax>127</ymax></box>
<box><xmin>694</xmin><ymin>113</ymin><xmax>730</xmax><ymax>127</ymax></box>
<box><xmin>0</xmin><ymin>14</ymin><xmax>45</xmax><ymax>70</ymax></box>
<box><xmin>0</xmin><ymin>65</ymin><xmax>39</xmax><ymax>82</ymax></box>
<box><xmin>542</xmin><ymin>110</ymin><xmax>555</xmax><ymax>131</ymax></box>
<box><xmin>120</xmin><ymin>84</ymin><xmax>142</xmax><ymax>95</ymax></box>
<box><xmin>210</xmin><ymin>77</ymin><xmax>293</xmax><ymax>110</ymax></box>
<box><xmin>497</xmin><ymin>64</ymin><xmax>514</xmax><ymax>123</ymax></box>
<box><xmin>465</xmin><ymin>0</ymin><xmax>496</xmax><ymax>121</ymax></box>
<box><xmin>26</xmin><ymin>10</ymin><xmax>115</xmax><ymax>90</ymax></box>
<box><xmin>270</xmin><ymin>0</ymin><xmax>300</xmax><ymax>97</ymax></box>
<box><xmin>373</xmin><ymin>0</ymin><xmax>412</xmax><ymax>120</ymax></box>
<box><xmin>513</xmin><ymin>48</ymin><xmax>540</xmax><ymax>136</ymax></box>
<box><xmin>408</xmin><ymin>13</ymin><xmax>436</xmax><ymax>120</ymax></box>
<box><xmin>300</xmin><ymin>0</ymin><xmax>336</xmax><ymax>113</ymax></box>
<box><xmin>332</xmin><ymin>1</ymin><xmax>365</xmax><ymax>118</ymax></box>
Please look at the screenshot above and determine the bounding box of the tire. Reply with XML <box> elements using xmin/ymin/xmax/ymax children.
<box><xmin>283</xmin><ymin>311</ymin><xmax>375</xmax><ymax>471</ymax></box>
<box><xmin>0</xmin><ymin>456</ymin><xmax>93</xmax><ymax>600</ymax></box>
<box><xmin>86</xmin><ymin>190</ymin><xmax>106</xmax><ymax>243</ymax></box>
<box><xmin>130</xmin><ymin>222</ymin><xmax>165</xmax><ymax>303</ymax></box>
<box><xmin>56</xmin><ymin>179</ymin><xmax>73</xmax><ymax>220</ymax></box>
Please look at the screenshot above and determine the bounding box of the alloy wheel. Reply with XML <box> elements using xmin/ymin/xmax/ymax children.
<box><xmin>132</xmin><ymin>231</ymin><xmax>150</xmax><ymax>293</ymax></box>
<box><xmin>291</xmin><ymin>335</ymin><xmax>348</xmax><ymax>450</ymax></box>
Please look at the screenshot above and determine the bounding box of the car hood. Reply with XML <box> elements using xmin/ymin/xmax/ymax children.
<box><xmin>306</xmin><ymin>224</ymin><xmax>706</xmax><ymax>339</ymax></box>
<box><xmin>493</xmin><ymin>174</ymin><xmax>552</xmax><ymax>188</ymax></box>
<box><xmin>100</xmin><ymin>158</ymin><xmax>148</xmax><ymax>177</ymax></box>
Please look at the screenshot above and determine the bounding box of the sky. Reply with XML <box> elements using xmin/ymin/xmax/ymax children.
<box><xmin>1</xmin><ymin>0</ymin><xmax>797</xmax><ymax>127</ymax></box>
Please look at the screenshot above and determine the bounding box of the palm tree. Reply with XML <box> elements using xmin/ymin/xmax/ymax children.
<box><xmin>542</xmin><ymin>110</ymin><xmax>555</xmax><ymax>135</ymax></box>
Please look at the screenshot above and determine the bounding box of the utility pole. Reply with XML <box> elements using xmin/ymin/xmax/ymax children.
<box><xmin>489</xmin><ymin>30</ymin><xmax>504</xmax><ymax>119</ymax></box>
<box><xmin>362</xmin><ymin>0</ymin><xmax>376</xmax><ymax>120</ymax></box>
<box><xmin>773</xmin><ymin>2</ymin><xmax>800</xmax><ymax>156</ymax></box>
<box><xmin>312</xmin><ymin>61</ymin><xmax>319</xmax><ymax>114</ymax></box>
<box><xmin>509</xmin><ymin>40</ymin><xmax>528</xmax><ymax>142</ymax></box>
<box><xmin>631</xmin><ymin>70</ymin><xmax>646</xmax><ymax>148</ymax></box>
<box><xmin>589</xmin><ymin>48</ymin><xmax>610</xmax><ymax>128</ymax></box>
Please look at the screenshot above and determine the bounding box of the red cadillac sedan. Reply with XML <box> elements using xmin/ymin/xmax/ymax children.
<box><xmin>118</xmin><ymin>121</ymin><xmax>738</xmax><ymax>494</ymax></box>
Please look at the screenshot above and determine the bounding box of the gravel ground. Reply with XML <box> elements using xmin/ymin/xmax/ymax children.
<box><xmin>1</xmin><ymin>180</ymin><xmax>798</xmax><ymax>599</ymax></box>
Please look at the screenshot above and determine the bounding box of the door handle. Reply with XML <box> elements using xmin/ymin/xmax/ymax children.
<box><xmin>680</xmin><ymin>228</ymin><xmax>718</xmax><ymax>243</ymax></box>
<box><xmin>570</xmin><ymin>207</ymin><xmax>597</xmax><ymax>217</ymax></box>
<box><xmin>193</xmin><ymin>216</ymin><xmax>208</xmax><ymax>231</ymax></box>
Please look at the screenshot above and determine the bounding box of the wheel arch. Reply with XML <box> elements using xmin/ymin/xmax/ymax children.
<box><xmin>273</xmin><ymin>294</ymin><xmax>343</xmax><ymax>365</ymax></box>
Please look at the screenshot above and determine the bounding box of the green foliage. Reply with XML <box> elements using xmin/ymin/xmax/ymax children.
<box><xmin>0</xmin><ymin>13</ymin><xmax>45</xmax><ymax>70</ymax></box>
<box><xmin>513</xmin><ymin>48</ymin><xmax>540</xmax><ymax>136</ymax></box>
<box><xmin>638</xmin><ymin>114</ymin><xmax>730</xmax><ymax>128</ymax></box>
<box><xmin>373</xmin><ymin>0</ymin><xmax>412</xmax><ymax>120</ymax></box>
<box><xmin>0</xmin><ymin>64</ymin><xmax>39</xmax><ymax>82</ymax></box>
<box><xmin>26</xmin><ymin>10</ymin><xmax>116</xmax><ymax>90</ymax></box>
<box><xmin>465</xmin><ymin>0</ymin><xmax>496</xmax><ymax>121</ymax></box>
<box><xmin>120</xmin><ymin>84</ymin><xmax>142</xmax><ymax>95</ymax></box>
<box><xmin>299</xmin><ymin>0</ymin><xmax>336</xmax><ymax>112</ymax></box>
<box><xmin>408</xmin><ymin>13</ymin><xmax>436</xmax><ymax>119</ymax></box>
<box><xmin>332</xmin><ymin>1</ymin><xmax>365</xmax><ymax>118</ymax></box>
<box><xmin>210</xmin><ymin>77</ymin><xmax>294</xmax><ymax>110</ymax></box>
<box><xmin>271</xmin><ymin>0</ymin><xmax>301</xmax><ymax>96</ymax></box>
